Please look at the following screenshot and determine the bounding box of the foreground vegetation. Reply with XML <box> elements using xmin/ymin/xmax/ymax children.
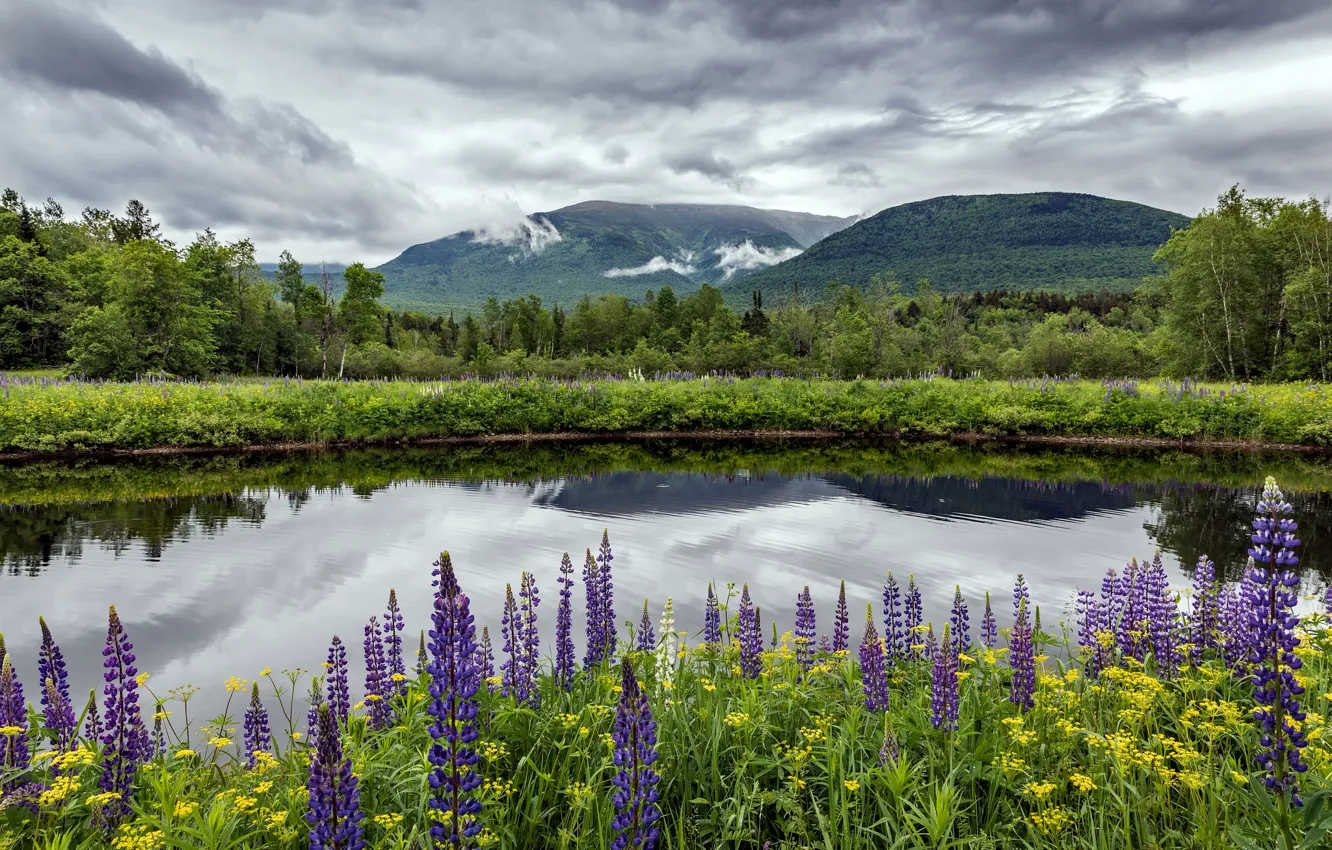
<box><xmin>0</xmin><ymin>478</ymin><xmax>1327</xmax><ymax>848</ymax></box>
<box><xmin>3</xmin><ymin>373</ymin><xmax>1332</xmax><ymax>454</ymax></box>
<box><xmin>3</xmin><ymin>186</ymin><xmax>1330</xmax><ymax>383</ymax></box>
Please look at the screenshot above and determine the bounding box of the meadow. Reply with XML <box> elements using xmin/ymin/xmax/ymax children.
<box><xmin>0</xmin><ymin>477</ymin><xmax>1326</xmax><ymax>849</ymax></box>
<box><xmin>3</xmin><ymin>373</ymin><xmax>1332</xmax><ymax>454</ymax></box>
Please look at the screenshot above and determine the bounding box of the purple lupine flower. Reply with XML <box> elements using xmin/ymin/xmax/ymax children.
<box><xmin>243</xmin><ymin>683</ymin><xmax>272</xmax><ymax>767</ymax></box>
<box><xmin>306</xmin><ymin>704</ymin><xmax>366</xmax><ymax>850</ymax></box>
<box><xmin>1012</xmin><ymin>574</ymin><xmax>1029</xmax><ymax>623</ymax></box>
<box><xmin>1190</xmin><ymin>555</ymin><xmax>1220</xmax><ymax>664</ymax></box>
<box><xmin>1099</xmin><ymin>567</ymin><xmax>1122</xmax><ymax>637</ymax></box>
<box><xmin>417</xmin><ymin>630</ymin><xmax>428</xmax><ymax>678</ymax></box>
<box><xmin>363</xmin><ymin>616</ymin><xmax>392</xmax><ymax>732</ymax></box>
<box><xmin>981</xmin><ymin>592</ymin><xmax>998</xmax><ymax>650</ymax></box>
<box><xmin>0</xmin><ymin>654</ymin><xmax>29</xmax><ymax>790</ymax></box>
<box><xmin>556</xmin><ymin>552</ymin><xmax>576</xmax><ymax>690</ymax></box>
<box><xmin>1117</xmin><ymin>560</ymin><xmax>1150</xmax><ymax>661</ymax></box>
<box><xmin>1075</xmin><ymin>589</ymin><xmax>1101</xmax><ymax>677</ymax></box>
<box><xmin>948</xmin><ymin>586</ymin><xmax>971</xmax><ymax>656</ymax></box>
<box><xmin>306</xmin><ymin>677</ymin><xmax>325</xmax><ymax>747</ymax></box>
<box><xmin>427</xmin><ymin>552</ymin><xmax>483</xmax><ymax>846</ymax></box>
<box><xmin>325</xmin><ymin>636</ymin><xmax>350</xmax><ymax>729</ymax></box>
<box><xmin>37</xmin><ymin>617</ymin><xmax>76</xmax><ymax>751</ymax></box>
<box><xmin>500</xmin><ymin>583</ymin><xmax>523</xmax><ymax>702</ymax></box>
<box><xmin>879</xmin><ymin>728</ymin><xmax>900</xmax><ymax>766</ymax></box>
<box><xmin>597</xmin><ymin>530</ymin><xmax>617</xmax><ymax>662</ymax></box>
<box><xmin>518</xmin><ymin>570</ymin><xmax>541</xmax><ymax>708</ymax></box>
<box><xmin>818</xmin><ymin>634</ymin><xmax>832</xmax><ymax>654</ymax></box>
<box><xmin>703</xmin><ymin>584</ymin><xmax>722</xmax><ymax>647</ymax></box>
<box><xmin>1243</xmin><ymin>477</ymin><xmax>1309</xmax><ymax>805</ymax></box>
<box><xmin>794</xmin><ymin>586</ymin><xmax>816</xmax><ymax>672</ymax></box>
<box><xmin>477</xmin><ymin>626</ymin><xmax>495</xmax><ymax>690</ymax></box>
<box><xmin>930</xmin><ymin>625</ymin><xmax>959</xmax><ymax>732</ymax></box>
<box><xmin>583</xmin><ymin>549</ymin><xmax>604</xmax><ymax>669</ymax></box>
<box><xmin>736</xmin><ymin>584</ymin><xmax>762</xmax><ymax>679</ymax></box>
<box><xmin>905</xmin><ymin>576</ymin><xmax>923</xmax><ymax>660</ymax></box>
<box><xmin>98</xmin><ymin>605</ymin><xmax>150</xmax><ymax>825</ymax></box>
<box><xmin>83</xmin><ymin>690</ymin><xmax>103</xmax><ymax>745</ymax></box>
<box><xmin>1144</xmin><ymin>553</ymin><xmax>1179</xmax><ymax>678</ymax></box>
<box><xmin>833</xmin><ymin>581</ymin><xmax>850</xmax><ymax>653</ymax></box>
<box><xmin>384</xmin><ymin>589</ymin><xmax>407</xmax><ymax>695</ymax></box>
<box><xmin>609</xmin><ymin>657</ymin><xmax>662</xmax><ymax>850</ymax></box>
<box><xmin>882</xmin><ymin>573</ymin><xmax>903</xmax><ymax>663</ymax></box>
<box><xmin>1324</xmin><ymin>584</ymin><xmax>1332</xmax><ymax>616</ymax></box>
<box><xmin>637</xmin><ymin>599</ymin><xmax>656</xmax><ymax>652</ymax></box>
<box><xmin>1226</xmin><ymin>572</ymin><xmax>1260</xmax><ymax>676</ymax></box>
<box><xmin>858</xmin><ymin>605</ymin><xmax>889</xmax><ymax>713</ymax></box>
<box><xmin>151</xmin><ymin>701</ymin><xmax>166</xmax><ymax>759</ymax></box>
<box><xmin>1008</xmin><ymin>598</ymin><xmax>1035</xmax><ymax>712</ymax></box>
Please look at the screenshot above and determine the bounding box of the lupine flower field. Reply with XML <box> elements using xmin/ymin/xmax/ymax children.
<box><xmin>1</xmin><ymin>477</ymin><xmax>1331</xmax><ymax>849</ymax></box>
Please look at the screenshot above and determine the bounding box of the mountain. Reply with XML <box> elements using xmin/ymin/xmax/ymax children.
<box><xmin>727</xmin><ymin>192</ymin><xmax>1191</xmax><ymax>304</ymax></box>
<box><xmin>373</xmin><ymin>201</ymin><xmax>856</xmax><ymax>311</ymax></box>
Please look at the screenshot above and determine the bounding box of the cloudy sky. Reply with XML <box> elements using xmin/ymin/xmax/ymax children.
<box><xmin>2</xmin><ymin>0</ymin><xmax>1331</xmax><ymax>264</ymax></box>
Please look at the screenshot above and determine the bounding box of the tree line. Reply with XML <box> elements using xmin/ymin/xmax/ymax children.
<box><xmin>1</xmin><ymin>185</ymin><xmax>1328</xmax><ymax>381</ymax></box>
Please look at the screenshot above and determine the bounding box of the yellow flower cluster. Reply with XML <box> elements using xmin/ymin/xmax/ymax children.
<box><xmin>234</xmin><ymin>795</ymin><xmax>258</xmax><ymax>812</ymax></box>
<box><xmin>173</xmin><ymin>800</ymin><xmax>199</xmax><ymax>818</ymax></box>
<box><xmin>208</xmin><ymin>737</ymin><xmax>233</xmax><ymax>748</ymax></box>
<box><xmin>996</xmin><ymin>753</ymin><xmax>1027</xmax><ymax>775</ymax></box>
<box><xmin>565</xmin><ymin>782</ymin><xmax>595</xmax><ymax>808</ymax></box>
<box><xmin>479</xmin><ymin>741</ymin><xmax>509</xmax><ymax>761</ymax></box>
<box><xmin>373</xmin><ymin>813</ymin><xmax>405</xmax><ymax>831</ymax></box>
<box><xmin>112</xmin><ymin>824</ymin><xmax>164</xmax><ymax>850</ymax></box>
<box><xmin>724</xmin><ymin>711</ymin><xmax>751</xmax><ymax>728</ymax></box>
<box><xmin>174</xmin><ymin>749</ymin><xmax>196</xmax><ymax>759</ymax></box>
<box><xmin>777</xmin><ymin>741</ymin><xmax>815</xmax><ymax>768</ymax></box>
<box><xmin>54</xmin><ymin>747</ymin><xmax>97</xmax><ymax>769</ymax></box>
<box><xmin>483</xmin><ymin>778</ymin><xmax>516</xmax><ymax>800</ymax></box>
<box><xmin>224</xmin><ymin>676</ymin><xmax>248</xmax><ymax>693</ymax></box>
<box><xmin>843</xmin><ymin>779</ymin><xmax>860</xmax><ymax>792</ymax></box>
<box><xmin>252</xmin><ymin>751</ymin><xmax>279</xmax><ymax>771</ymax></box>
<box><xmin>39</xmin><ymin>776</ymin><xmax>80</xmax><ymax>808</ymax></box>
<box><xmin>1069</xmin><ymin>773</ymin><xmax>1097</xmax><ymax>792</ymax></box>
<box><xmin>0</xmin><ymin>726</ymin><xmax>22</xmax><ymax>737</ymax></box>
<box><xmin>1023</xmin><ymin>781</ymin><xmax>1056</xmax><ymax>799</ymax></box>
<box><xmin>557</xmin><ymin>712</ymin><xmax>579</xmax><ymax>729</ymax></box>
<box><xmin>1029</xmin><ymin>805</ymin><xmax>1073</xmax><ymax>836</ymax></box>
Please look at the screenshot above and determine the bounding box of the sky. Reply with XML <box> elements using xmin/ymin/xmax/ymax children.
<box><xmin>2</xmin><ymin>0</ymin><xmax>1331</xmax><ymax>265</ymax></box>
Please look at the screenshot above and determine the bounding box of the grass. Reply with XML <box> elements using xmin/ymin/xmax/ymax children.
<box><xmin>3</xmin><ymin>516</ymin><xmax>1329</xmax><ymax>849</ymax></box>
<box><xmin>2</xmin><ymin>374</ymin><xmax>1332</xmax><ymax>454</ymax></box>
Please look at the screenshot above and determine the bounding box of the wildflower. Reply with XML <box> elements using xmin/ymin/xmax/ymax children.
<box><xmin>981</xmin><ymin>592</ymin><xmax>998</xmax><ymax>649</ymax></box>
<box><xmin>879</xmin><ymin>727</ymin><xmax>899</xmax><ymax>766</ymax></box>
<box><xmin>655</xmin><ymin>598</ymin><xmax>677</xmax><ymax>688</ymax></box>
<box><xmin>306</xmin><ymin>705</ymin><xmax>365</xmax><ymax>850</ymax></box>
<box><xmin>225</xmin><ymin>676</ymin><xmax>248</xmax><ymax>693</ymax></box>
<box><xmin>949</xmin><ymin>587</ymin><xmax>971</xmax><ymax>656</ymax></box>
<box><xmin>844</xmin><ymin>779</ymin><xmax>860</xmax><ymax>792</ymax></box>
<box><xmin>1023</xmin><ymin>780</ymin><xmax>1056</xmax><ymax>799</ymax></box>
<box><xmin>636</xmin><ymin>598</ymin><xmax>656</xmax><ymax>652</ymax></box>
<box><xmin>98</xmin><ymin>606</ymin><xmax>150</xmax><ymax>826</ymax></box>
<box><xmin>1243</xmin><ymin>477</ymin><xmax>1309</xmax><ymax>805</ymax></box>
<box><xmin>37</xmin><ymin>617</ymin><xmax>76</xmax><ymax>752</ymax></box>
<box><xmin>243</xmin><ymin>683</ymin><xmax>272</xmax><ymax>768</ymax></box>
<box><xmin>882</xmin><ymin>573</ymin><xmax>903</xmax><ymax>662</ymax></box>
<box><xmin>703</xmin><ymin>584</ymin><xmax>722</xmax><ymax>647</ymax></box>
<box><xmin>1009</xmin><ymin>596</ymin><xmax>1035</xmax><ymax>712</ymax></box>
<box><xmin>417</xmin><ymin>630</ymin><xmax>428</xmax><ymax>678</ymax></box>
<box><xmin>426</xmin><ymin>552</ymin><xmax>483</xmax><ymax>846</ymax></box>
<box><xmin>374</xmin><ymin>812</ymin><xmax>405</xmax><ymax>831</ymax></box>
<box><xmin>1144</xmin><ymin>553</ymin><xmax>1179</xmax><ymax>678</ymax></box>
<box><xmin>736</xmin><ymin>584</ymin><xmax>762</xmax><ymax>679</ymax></box>
<box><xmin>1190</xmin><ymin>555</ymin><xmax>1220</xmax><ymax>663</ymax></box>
<box><xmin>384</xmin><ymin>589</ymin><xmax>407</xmax><ymax>695</ymax></box>
<box><xmin>833</xmin><ymin>580</ymin><xmax>850</xmax><ymax>653</ymax></box>
<box><xmin>859</xmin><ymin>605</ymin><xmax>889</xmax><ymax>713</ymax></box>
<box><xmin>610</xmin><ymin>657</ymin><xmax>662</xmax><ymax>850</ymax></box>
<box><xmin>518</xmin><ymin>570</ymin><xmax>541</xmax><ymax>707</ymax></box>
<box><xmin>84</xmin><ymin>690</ymin><xmax>104</xmax><ymax>744</ymax></box>
<box><xmin>174</xmin><ymin>749</ymin><xmax>195</xmax><ymax>758</ymax></box>
<box><xmin>363</xmin><ymin>616</ymin><xmax>392</xmax><ymax>731</ymax></box>
<box><xmin>930</xmin><ymin>624</ymin><xmax>959</xmax><ymax>731</ymax></box>
<box><xmin>0</xmin><ymin>654</ymin><xmax>30</xmax><ymax>789</ymax></box>
<box><xmin>583</xmin><ymin>549</ymin><xmax>606</xmax><ymax>669</ymax></box>
<box><xmin>905</xmin><ymin>576</ymin><xmax>923</xmax><ymax>659</ymax></box>
<box><xmin>795</xmin><ymin>586</ymin><xmax>817</xmax><ymax>672</ymax></box>
<box><xmin>1029</xmin><ymin>805</ymin><xmax>1072</xmax><ymax>836</ymax></box>
<box><xmin>1070</xmin><ymin>773</ymin><xmax>1097</xmax><ymax>792</ymax></box>
<box><xmin>325</xmin><ymin>636</ymin><xmax>350</xmax><ymax>729</ymax></box>
<box><xmin>555</xmin><ymin>552</ymin><xmax>577</xmax><ymax>690</ymax></box>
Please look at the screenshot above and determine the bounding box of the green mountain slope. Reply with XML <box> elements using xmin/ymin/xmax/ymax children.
<box><xmin>373</xmin><ymin>201</ymin><xmax>855</xmax><ymax>311</ymax></box>
<box><xmin>728</xmin><ymin>193</ymin><xmax>1191</xmax><ymax>303</ymax></box>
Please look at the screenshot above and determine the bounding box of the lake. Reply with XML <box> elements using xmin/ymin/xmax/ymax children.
<box><xmin>2</xmin><ymin>439</ymin><xmax>1330</xmax><ymax>723</ymax></box>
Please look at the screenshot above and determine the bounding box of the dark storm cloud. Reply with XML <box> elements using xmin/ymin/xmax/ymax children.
<box><xmin>664</xmin><ymin>151</ymin><xmax>752</xmax><ymax>191</ymax></box>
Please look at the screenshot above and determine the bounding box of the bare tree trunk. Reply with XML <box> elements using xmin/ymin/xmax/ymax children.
<box><xmin>338</xmin><ymin>342</ymin><xmax>347</xmax><ymax>380</ymax></box>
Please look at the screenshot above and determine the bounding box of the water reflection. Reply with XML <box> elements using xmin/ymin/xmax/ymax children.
<box><xmin>0</xmin><ymin>440</ymin><xmax>1329</xmax><ymax>720</ymax></box>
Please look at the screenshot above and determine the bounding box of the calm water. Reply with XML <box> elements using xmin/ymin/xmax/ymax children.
<box><xmin>1</xmin><ymin>440</ymin><xmax>1330</xmax><ymax>722</ymax></box>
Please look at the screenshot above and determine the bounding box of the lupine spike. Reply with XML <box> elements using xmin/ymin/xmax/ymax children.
<box><xmin>930</xmin><ymin>624</ymin><xmax>960</xmax><ymax>731</ymax></box>
<box><xmin>737</xmin><ymin>584</ymin><xmax>762</xmax><ymax>679</ymax></box>
<box><xmin>363</xmin><ymin>616</ymin><xmax>392</xmax><ymax>731</ymax></box>
<box><xmin>882</xmin><ymin>573</ymin><xmax>902</xmax><ymax>662</ymax></box>
<box><xmin>981</xmin><ymin>592</ymin><xmax>998</xmax><ymax>649</ymax></box>
<box><xmin>500</xmin><ymin>584</ymin><xmax>522</xmax><ymax>702</ymax></box>
<box><xmin>555</xmin><ymin>552</ymin><xmax>577</xmax><ymax>690</ymax></box>
<box><xmin>0</xmin><ymin>654</ymin><xmax>30</xmax><ymax>791</ymax></box>
<box><xmin>243</xmin><ymin>683</ymin><xmax>272</xmax><ymax>767</ymax></box>
<box><xmin>905</xmin><ymin>576</ymin><xmax>923</xmax><ymax>659</ymax></box>
<box><xmin>948</xmin><ymin>586</ymin><xmax>971</xmax><ymax>656</ymax></box>
<box><xmin>417</xmin><ymin>630</ymin><xmax>428</xmax><ymax>678</ymax></box>
<box><xmin>427</xmin><ymin>552</ymin><xmax>483</xmax><ymax>846</ymax></box>
<box><xmin>37</xmin><ymin>616</ymin><xmax>75</xmax><ymax>750</ymax></box>
<box><xmin>583</xmin><ymin>549</ymin><xmax>603</xmax><ymax>669</ymax></box>
<box><xmin>833</xmin><ymin>580</ymin><xmax>850</xmax><ymax>653</ymax></box>
<box><xmin>83</xmin><ymin>689</ymin><xmax>103</xmax><ymax>745</ymax></box>
<box><xmin>305</xmin><ymin>704</ymin><xmax>366</xmax><ymax>850</ymax></box>
<box><xmin>1009</xmin><ymin>598</ymin><xmax>1035</xmax><ymax>712</ymax></box>
<box><xmin>597</xmin><ymin>530</ymin><xmax>617</xmax><ymax>662</ymax></box>
<box><xmin>637</xmin><ymin>599</ymin><xmax>656</xmax><ymax>652</ymax></box>
<box><xmin>324</xmin><ymin>636</ymin><xmax>350</xmax><ymax>728</ymax></box>
<box><xmin>794</xmin><ymin>586</ymin><xmax>816</xmax><ymax>672</ymax></box>
<box><xmin>610</xmin><ymin>657</ymin><xmax>662</xmax><ymax>850</ymax></box>
<box><xmin>518</xmin><ymin>571</ymin><xmax>541</xmax><ymax>708</ymax></box>
<box><xmin>98</xmin><ymin>605</ymin><xmax>149</xmax><ymax>825</ymax></box>
<box><xmin>858</xmin><ymin>604</ymin><xmax>889</xmax><ymax>712</ymax></box>
<box><xmin>384</xmin><ymin>589</ymin><xmax>407</xmax><ymax>695</ymax></box>
<box><xmin>703</xmin><ymin>584</ymin><xmax>721</xmax><ymax>647</ymax></box>
<box><xmin>1191</xmin><ymin>556</ymin><xmax>1220</xmax><ymax>663</ymax></box>
<box><xmin>655</xmin><ymin>598</ymin><xmax>677</xmax><ymax>688</ymax></box>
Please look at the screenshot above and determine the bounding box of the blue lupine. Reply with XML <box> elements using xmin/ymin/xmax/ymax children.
<box><xmin>794</xmin><ymin>586</ymin><xmax>816</xmax><ymax>672</ymax></box>
<box><xmin>609</xmin><ymin>657</ymin><xmax>662</xmax><ymax>850</ymax></box>
<box><xmin>363</xmin><ymin>616</ymin><xmax>392</xmax><ymax>731</ymax></box>
<box><xmin>583</xmin><ymin>549</ymin><xmax>604</xmax><ymax>669</ymax></box>
<box><xmin>243</xmin><ymin>683</ymin><xmax>272</xmax><ymax>767</ymax></box>
<box><xmin>306</xmin><ymin>705</ymin><xmax>366</xmax><ymax>850</ymax></box>
<box><xmin>83</xmin><ymin>690</ymin><xmax>103</xmax><ymax>745</ymax></box>
<box><xmin>948</xmin><ymin>586</ymin><xmax>971</xmax><ymax>656</ymax></box>
<box><xmin>518</xmin><ymin>570</ymin><xmax>541</xmax><ymax>704</ymax></box>
<box><xmin>555</xmin><ymin>552</ymin><xmax>576</xmax><ymax>690</ymax></box>
<box><xmin>882</xmin><ymin>573</ymin><xmax>903</xmax><ymax>662</ymax></box>
<box><xmin>930</xmin><ymin>624</ymin><xmax>960</xmax><ymax>732</ymax></box>
<box><xmin>1144</xmin><ymin>553</ymin><xmax>1179</xmax><ymax>678</ymax></box>
<box><xmin>98</xmin><ymin>605</ymin><xmax>150</xmax><ymax>825</ymax></box>
<box><xmin>833</xmin><ymin>580</ymin><xmax>850</xmax><ymax>653</ymax></box>
<box><xmin>1190</xmin><ymin>555</ymin><xmax>1220</xmax><ymax>664</ymax></box>
<box><xmin>637</xmin><ymin>599</ymin><xmax>656</xmax><ymax>652</ymax></box>
<box><xmin>981</xmin><ymin>592</ymin><xmax>998</xmax><ymax>649</ymax></box>
<box><xmin>477</xmin><ymin>627</ymin><xmax>495</xmax><ymax>690</ymax></box>
<box><xmin>703</xmin><ymin>584</ymin><xmax>722</xmax><ymax>647</ymax></box>
<box><xmin>597</xmin><ymin>530</ymin><xmax>617</xmax><ymax>662</ymax></box>
<box><xmin>1075</xmin><ymin>589</ymin><xmax>1103</xmax><ymax>677</ymax></box>
<box><xmin>500</xmin><ymin>584</ymin><xmax>524</xmax><ymax>702</ymax></box>
<box><xmin>0</xmin><ymin>653</ymin><xmax>29</xmax><ymax>791</ymax></box>
<box><xmin>737</xmin><ymin>584</ymin><xmax>762</xmax><ymax>679</ymax></box>
<box><xmin>859</xmin><ymin>605</ymin><xmax>889</xmax><ymax>713</ymax></box>
<box><xmin>427</xmin><ymin>553</ymin><xmax>483</xmax><ymax>846</ymax></box>
<box><xmin>385</xmin><ymin>589</ymin><xmax>407</xmax><ymax>695</ymax></box>
<box><xmin>37</xmin><ymin>617</ymin><xmax>75</xmax><ymax>752</ymax></box>
<box><xmin>1009</xmin><ymin>598</ymin><xmax>1035</xmax><ymax>712</ymax></box>
<box><xmin>905</xmin><ymin>576</ymin><xmax>923</xmax><ymax>659</ymax></box>
<box><xmin>325</xmin><ymin>636</ymin><xmax>350</xmax><ymax>728</ymax></box>
<box><xmin>1243</xmin><ymin>477</ymin><xmax>1308</xmax><ymax>806</ymax></box>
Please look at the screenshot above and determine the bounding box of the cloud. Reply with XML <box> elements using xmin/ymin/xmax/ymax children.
<box><xmin>830</xmin><ymin>163</ymin><xmax>882</xmax><ymax>189</ymax></box>
<box><xmin>714</xmin><ymin>241</ymin><xmax>803</xmax><ymax>279</ymax></box>
<box><xmin>470</xmin><ymin>214</ymin><xmax>562</xmax><ymax>254</ymax></box>
<box><xmin>604</xmin><ymin>255</ymin><xmax>698</xmax><ymax>278</ymax></box>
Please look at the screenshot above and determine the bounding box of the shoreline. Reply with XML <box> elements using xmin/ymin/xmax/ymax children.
<box><xmin>1</xmin><ymin>427</ymin><xmax>1326</xmax><ymax>464</ymax></box>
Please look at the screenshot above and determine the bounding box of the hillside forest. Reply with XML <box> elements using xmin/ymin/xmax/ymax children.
<box><xmin>1</xmin><ymin>186</ymin><xmax>1329</xmax><ymax>382</ymax></box>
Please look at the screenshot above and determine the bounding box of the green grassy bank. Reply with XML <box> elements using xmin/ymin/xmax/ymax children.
<box><xmin>3</xmin><ymin>376</ymin><xmax>1332</xmax><ymax>454</ymax></box>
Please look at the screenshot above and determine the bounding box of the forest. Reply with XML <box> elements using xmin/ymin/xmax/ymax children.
<box><xmin>1</xmin><ymin>186</ymin><xmax>1329</xmax><ymax>382</ymax></box>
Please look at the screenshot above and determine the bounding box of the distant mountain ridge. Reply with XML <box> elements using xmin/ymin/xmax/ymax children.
<box><xmin>373</xmin><ymin>201</ymin><xmax>857</xmax><ymax>311</ymax></box>
<box><xmin>726</xmin><ymin>192</ymin><xmax>1190</xmax><ymax>303</ymax></box>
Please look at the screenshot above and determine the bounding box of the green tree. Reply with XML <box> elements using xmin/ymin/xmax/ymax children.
<box><xmin>338</xmin><ymin>263</ymin><xmax>386</xmax><ymax>345</ymax></box>
<box><xmin>0</xmin><ymin>235</ymin><xmax>70</xmax><ymax>366</ymax></box>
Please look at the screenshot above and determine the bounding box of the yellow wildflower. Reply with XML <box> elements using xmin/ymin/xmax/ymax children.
<box><xmin>174</xmin><ymin>749</ymin><xmax>196</xmax><ymax>758</ymax></box>
<box><xmin>1070</xmin><ymin>773</ymin><xmax>1097</xmax><ymax>792</ymax></box>
<box><xmin>844</xmin><ymin>779</ymin><xmax>860</xmax><ymax>792</ymax></box>
<box><xmin>224</xmin><ymin>676</ymin><xmax>248</xmax><ymax>693</ymax></box>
